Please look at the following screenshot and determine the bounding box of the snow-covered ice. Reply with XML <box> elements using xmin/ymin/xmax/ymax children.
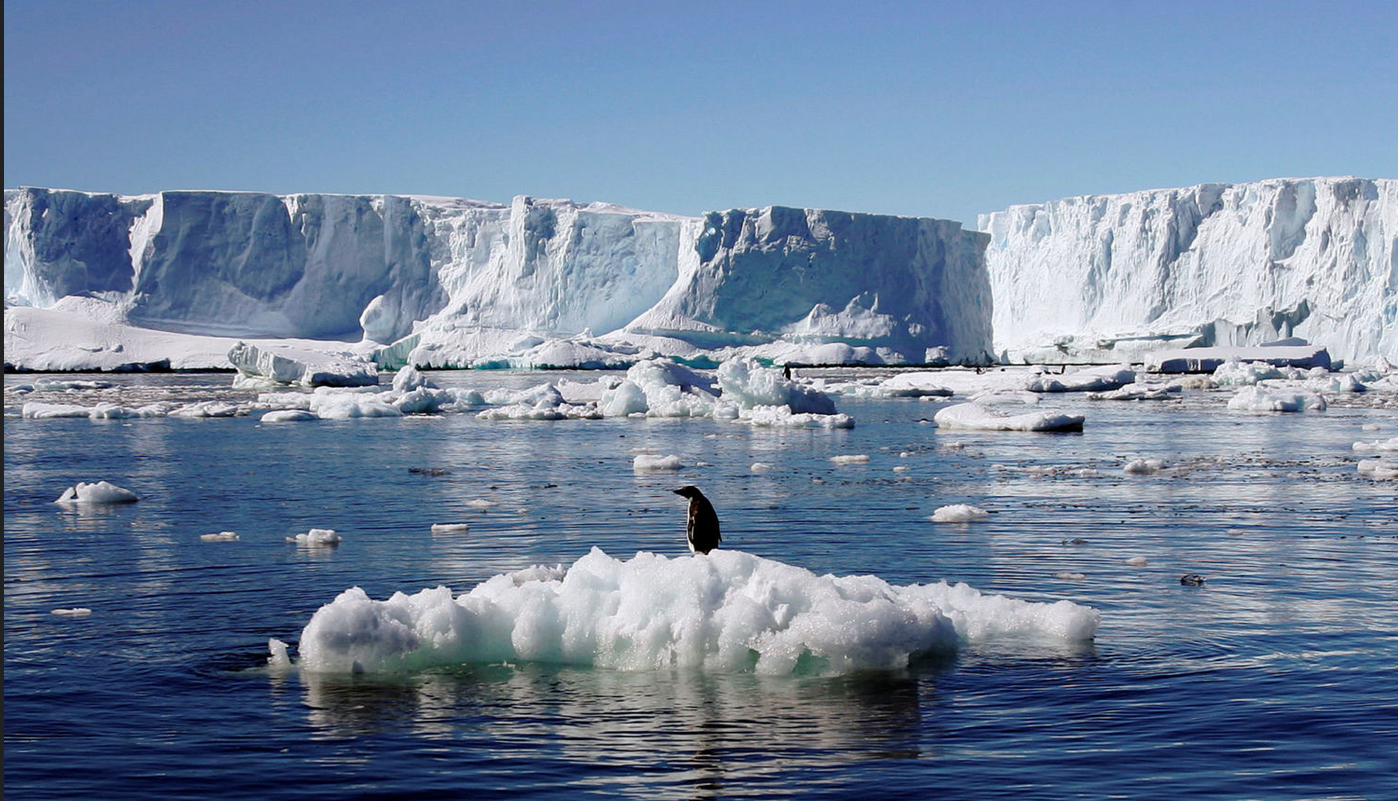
<box><xmin>228</xmin><ymin>342</ymin><xmax>378</xmax><ymax>388</ymax></box>
<box><xmin>55</xmin><ymin>481</ymin><xmax>139</xmax><ymax>504</ymax></box>
<box><xmin>283</xmin><ymin>548</ymin><xmax>1099</xmax><ymax>675</ymax></box>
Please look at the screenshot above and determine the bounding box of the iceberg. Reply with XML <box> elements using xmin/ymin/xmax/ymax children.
<box><xmin>980</xmin><ymin>177</ymin><xmax>1396</xmax><ymax>365</ymax></box>
<box><xmin>55</xmin><ymin>480</ymin><xmax>139</xmax><ymax>504</ymax></box>
<box><xmin>228</xmin><ymin>341</ymin><xmax>378</xmax><ymax>388</ymax></box>
<box><xmin>5</xmin><ymin>188</ymin><xmax>992</xmax><ymax>370</ymax></box>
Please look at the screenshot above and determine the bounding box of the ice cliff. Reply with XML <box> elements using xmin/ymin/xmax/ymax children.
<box><xmin>979</xmin><ymin>177</ymin><xmax>1396</xmax><ymax>365</ymax></box>
<box><xmin>4</xmin><ymin>188</ymin><xmax>991</xmax><ymax>368</ymax></box>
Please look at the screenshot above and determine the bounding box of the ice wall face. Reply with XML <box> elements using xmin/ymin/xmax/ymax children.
<box><xmin>6</xmin><ymin>188</ymin><xmax>992</xmax><ymax>366</ymax></box>
<box><xmin>625</xmin><ymin>207</ymin><xmax>992</xmax><ymax>362</ymax></box>
<box><xmin>979</xmin><ymin>177</ymin><xmax>1397</xmax><ymax>364</ymax></box>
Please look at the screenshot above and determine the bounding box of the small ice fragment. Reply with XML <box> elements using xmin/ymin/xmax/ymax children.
<box><xmin>287</xmin><ymin>528</ymin><xmax>341</xmax><ymax>546</ymax></box>
<box><xmin>200</xmin><ymin>531</ymin><xmax>240</xmax><ymax>542</ymax></box>
<box><xmin>261</xmin><ymin>409</ymin><xmax>318</xmax><ymax>423</ymax></box>
<box><xmin>892</xmin><ymin>465</ymin><xmax>909</xmax><ymax>473</ymax></box>
<box><xmin>51</xmin><ymin>607</ymin><xmax>93</xmax><ymax>616</ymax></box>
<box><xmin>1054</xmin><ymin>572</ymin><xmax>1086</xmax><ymax>581</ymax></box>
<box><xmin>1352</xmin><ymin>437</ymin><xmax>1398</xmax><ymax>452</ymax></box>
<box><xmin>55</xmin><ymin>480</ymin><xmax>139</xmax><ymax>505</ymax></box>
<box><xmin>1125</xmin><ymin>556</ymin><xmax>1149</xmax><ymax>567</ymax></box>
<box><xmin>931</xmin><ymin>504</ymin><xmax>989</xmax><ymax>523</ymax></box>
<box><xmin>633</xmin><ymin>454</ymin><xmax>683</xmax><ymax>471</ymax></box>
<box><xmin>1357</xmin><ymin>458</ymin><xmax>1397</xmax><ymax>480</ymax></box>
<box><xmin>830</xmin><ymin>454</ymin><xmax>870</xmax><ymax>465</ymax></box>
<box><xmin>268</xmin><ymin>638</ymin><xmax>291</xmax><ymax>668</ymax></box>
<box><xmin>431</xmin><ymin>523</ymin><xmax>470</xmax><ymax>533</ymax></box>
<box><xmin>1361</xmin><ymin>423</ymin><xmax>1382</xmax><ymax>431</ymax></box>
<box><xmin>466</xmin><ymin>499</ymin><xmax>498</xmax><ymax>509</ymax></box>
<box><xmin>750</xmin><ymin>462</ymin><xmax>774</xmax><ymax>472</ymax></box>
<box><xmin>1123</xmin><ymin>458</ymin><xmax>1166</xmax><ymax>475</ymax></box>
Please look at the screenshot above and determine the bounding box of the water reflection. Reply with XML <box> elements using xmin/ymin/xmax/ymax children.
<box><xmin>292</xmin><ymin>663</ymin><xmax>943</xmax><ymax>798</ymax></box>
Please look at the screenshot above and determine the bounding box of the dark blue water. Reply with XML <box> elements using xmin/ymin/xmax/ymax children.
<box><xmin>6</xmin><ymin>372</ymin><xmax>1397</xmax><ymax>799</ymax></box>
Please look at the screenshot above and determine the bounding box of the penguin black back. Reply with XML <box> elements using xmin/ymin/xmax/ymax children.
<box><xmin>673</xmin><ymin>485</ymin><xmax>721</xmax><ymax>554</ymax></box>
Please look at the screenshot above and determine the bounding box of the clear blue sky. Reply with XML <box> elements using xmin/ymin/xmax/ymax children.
<box><xmin>5</xmin><ymin>0</ymin><xmax>1394</xmax><ymax>228</ymax></box>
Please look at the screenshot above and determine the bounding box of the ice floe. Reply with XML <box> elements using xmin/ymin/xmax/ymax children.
<box><xmin>228</xmin><ymin>342</ymin><xmax>378</xmax><ymax>388</ymax></box>
<box><xmin>284</xmin><ymin>548</ymin><xmax>1099</xmax><ymax>675</ymax></box>
<box><xmin>200</xmin><ymin>531</ymin><xmax>240</xmax><ymax>542</ymax></box>
<box><xmin>1356</xmin><ymin>458</ymin><xmax>1397</xmax><ymax>480</ymax></box>
<box><xmin>931</xmin><ymin>504</ymin><xmax>989</xmax><ymax>523</ymax></box>
<box><xmin>55</xmin><ymin>481</ymin><xmax>139</xmax><ymax>504</ymax></box>
<box><xmin>430</xmin><ymin>523</ymin><xmax>471</xmax><ymax>534</ymax></box>
<box><xmin>934</xmin><ymin>403</ymin><xmax>1084</xmax><ymax>432</ymax></box>
<box><xmin>633</xmin><ymin>454</ymin><xmax>684</xmax><ymax>471</ymax></box>
<box><xmin>1227</xmin><ymin>386</ymin><xmax>1328</xmax><ymax>413</ymax></box>
<box><xmin>287</xmin><ymin>528</ymin><xmax>341</xmax><ymax>546</ymax></box>
<box><xmin>1122</xmin><ymin>458</ymin><xmax>1166</xmax><ymax>475</ymax></box>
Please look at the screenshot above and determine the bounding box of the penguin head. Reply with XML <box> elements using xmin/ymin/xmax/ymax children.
<box><xmin>673</xmin><ymin>485</ymin><xmax>703</xmax><ymax>499</ymax></box>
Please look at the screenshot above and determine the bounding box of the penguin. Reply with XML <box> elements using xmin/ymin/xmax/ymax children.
<box><xmin>673</xmin><ymin>485</ymin><xmax>721</xmax><ymax>555</ymax></box>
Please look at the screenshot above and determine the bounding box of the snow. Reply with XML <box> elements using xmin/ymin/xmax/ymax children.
<box><xmin>931</xmin><ymin>504</ymin><xmax>989</xmax><ymax>522</ymax></box>
<box><xmin>933</xmin><ymin>403</ymin><xmax>1085</xmax><ymax>432</ymax></box>
<box><xmin>287</xmin><ymin>528</ymin><xmax>341</xmax><ymax>546</ymax></box>
<box><xmin>981</xmin><ymin>178</ymin><xmax>1396</xmax><ymax>365</ymax></box>
<box><xmin>284</xmin><ymin>547</ymin><xmax>1099</xmax><ymax>675</ymax></box>
<box><xmin>1227</xmin><ymin>386</ymin><xmax>1328</xmax><ymax>413</ymax></box>
<box><xmin>55</xmin><ymin>480</ymin><xmax>138</xmax><ymax>504</ymax></box>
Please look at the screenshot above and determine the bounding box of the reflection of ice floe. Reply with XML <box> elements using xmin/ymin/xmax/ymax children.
<box><xmin>1227</xmin><ymin>386</ymin><xmax>1327</xmax><ymax>413</ymax></box>
<box><xmin>934</xmin><ymin>403</ymin><xmax>1084</xmax><ymax>432</ymax></box>
<box><xmin>284</xmin><ymin>548</ymin><xmax>1099</xmax><ymax>675</ymax></box>
<box><xmin>931</xmin><ymin>504</ymin><xmax>988</xmax><ymax>523</ymax></box>
<box><xmin>56</xmin><ymin>480</ymin><xmax>139</xmax><ymax>504</ymax></box>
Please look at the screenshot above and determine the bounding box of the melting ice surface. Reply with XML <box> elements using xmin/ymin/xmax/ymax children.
<box><xmin>281</xmin><ymin>547</ymin><xmax>1099</xmax><ymax>676</ymax></box>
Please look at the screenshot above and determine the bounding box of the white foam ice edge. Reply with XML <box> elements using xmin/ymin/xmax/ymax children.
<box><xmin>270</xmin><ymin>547</ymin><xmax>1099</xmax><ymax>676</ymax></box>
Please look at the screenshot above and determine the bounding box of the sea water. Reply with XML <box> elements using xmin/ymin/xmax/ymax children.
<box><xmin>5</xmin><ymin>371</ymin><xmax>1396</xmax><ymax>799</ymax></box>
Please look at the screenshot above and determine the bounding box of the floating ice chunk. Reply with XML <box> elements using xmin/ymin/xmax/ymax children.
<box><xmin>1212</xmin><ymin>359</ymin><xmax>1287</xmax><ymax>386</ymax></box>
<box><xmin>287</xmin><ymin>528</ymin><xmax>341</xmax><ymax>546</ymax></box>
<box><xmin>750</xmin><ymin>462</ymin><xmax>774</xmax><ymax>472</ymax></box>
<box><xmin>971</xmin><ymin>389</ymin><xmax>1041</xmax><ymax>406</ymax></box>
<box><xmin>1088</xmin><ymin>383</ymin><xmax>1181</xmax><ymax>401</ymax></box>
<box><xmin>311</xmin><ymin>390</ymin><xmax>403</xmax><ymax>419</ymax></box>
<box><xmin>169</xmin><ymin>400</ymin><xmax>243</xmax><ymax>418</ymax></box>
<box><xmin>1305</xmin><ymin>373</ymin><xmax>1366</xmax><ymax>393</ymax></box>
<box><xmin>200</xmin><ymin>531</ymin><xmax>240</xmax><ymax>542</ymax></box>
<box><xmin>1352</xmin><ymin>437</ymin><xmax>1398</xmax><ymax>452</ymax></box>
<box><xmin>268</xmin><ymin>638</ymin><xmax>291</xmax><ymax>668</ymax></box>
<box><xmin>1357</xmin><ymin>458</ymin><xmax>1397</xmax><ymax>480</ymax></box>
<box><xmin>1123</xmin><ymin>458</ymin><xmax>1166</xmax><ymax>475</ymax></box>
<box><xmin>717</xmin><ymin>357</ymin><xmax>837</xmax><ymax>415</ymax></box>
<box><xmin>739</xmin><ymin>405</ymin><xmax>855</xmax><ymax>429</ymax></box>
<box><xmin>633</xmin><ymin>454</ymin><xmax>683</xmax><ymax>471</ymax></box>
<box><xmin>392</xmin><ymin>365</ymin><xmax>434</xmax><ymax>393</ymax></box>
<box><xmin>830</xmin><ymin>454</ymin><xmax>870</xmax><ymax>465</ymax></box>
<box><xmin>56</xmin><ymin>480</ymin><xmax>139</xmax><ymax>504</ymax></box>
<box><xmin>32</xmin><ymin>378</ymin><xmax>114</xmax><ymax>391</ymax></box>
<box><xmin>287</xmin><ymin>548</ymin><xmax>1099</xmax><ymax>675</ymax></box>
<box><xmin>1025</xmin><ymin>365</ymin><xmax>1134</xmax><ymax>392</ymax></box>
<box><xmin>228</xmin><ymin>342</ymin><xmax>378</xmax><ymax>388</ymax></box>
<box><xmin>430</xmin><ymin>523</ymin><xmax>471</xmax><ymax>533</ymax></box>
<box><xmin>261</xmin><ymin>409</ymin><xmax>318</xmax><ymax>423</ymax></box>
<box><xmin>88</xmin><ymin>403</ymin><xmax>166</xmax><ymax>419</ymax></box>
<box><xmin>931</xmin><ymin>504</ymin><xmax>989</xmax><ymax>522</ymax></box>
<box><xmin>1125</xmin><ymin>556</ymin><xmax>1149</xmax><ymax>567</ymax></box>
<box><xmin>51</xmin><ymin>608</ymin><xmax>93</xmax><ymax>616</ymax></box>
<box><xmin>22</xmin><ymin>402</ymin><xmax>93</xmax><ymax>418</ymax></box>
<box><xmin>1227</xmin><ymin>386</ymin><xmax>1327</xmax><ymax>412</ymax></box>
<box><xmin>934</xmin><ymin>403</ymin><xmax>1084</xmax><ymax>432</ymax></box>
<box><xmin>465</xmin><ymin>499</ymin><xmax>498</xmax><ymax>509</ymax></box>
<box><xmin>1054</xmin><ymin>572</ymin><xmax>1086</xmax><ymax>581</ymax></box>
